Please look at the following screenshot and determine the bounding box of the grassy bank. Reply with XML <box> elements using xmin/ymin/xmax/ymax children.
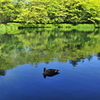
<box><xmin>0</xmin><ymin>23</ymin><xmax>96</xmax><ymax>34</ymax></box>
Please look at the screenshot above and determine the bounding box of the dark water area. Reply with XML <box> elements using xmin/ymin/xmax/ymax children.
<box><xmin>0</xmin><ymin>28</ymin><xmax>100</xmax><ymax>100</ymax></box>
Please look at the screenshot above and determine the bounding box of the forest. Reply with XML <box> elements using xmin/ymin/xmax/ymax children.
<box><xmin>0</xmin><ymin>0</ymin><xmax>100</xmax><ymax>25</ymax></box>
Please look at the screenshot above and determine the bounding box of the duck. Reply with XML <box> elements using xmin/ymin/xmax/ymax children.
<box><xmin>42</xmin><ymin>67</ymin><xmax>60</xmax><ymax>78</ymax></box>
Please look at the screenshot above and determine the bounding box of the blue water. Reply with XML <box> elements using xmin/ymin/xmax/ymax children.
<box><xmin>0</xmin><ymin>56</ymin><xmax>100</xmax><ymax>100</ymax></box>
<box><xmin>0</xmin><ymin>28</ymin><xmax>100</xmax><ymax>100</ymax></box>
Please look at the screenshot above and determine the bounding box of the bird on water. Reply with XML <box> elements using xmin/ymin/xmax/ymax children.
<box><xmin>42</xmin><ymin>67</ymin><xmax>60</xmax><ymax>78</ymax></box>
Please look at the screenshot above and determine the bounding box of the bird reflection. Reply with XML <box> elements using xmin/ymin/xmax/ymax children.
<box><xmin>42</xmin><ymin>68</ymin><xmax>60</xmax><ymax>78</ymax></box>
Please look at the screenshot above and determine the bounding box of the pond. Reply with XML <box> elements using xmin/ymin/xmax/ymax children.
<box><xmin>0</xmin><ymin>28</ymin><xmax>100</xmax><ymax>100</ymax></box>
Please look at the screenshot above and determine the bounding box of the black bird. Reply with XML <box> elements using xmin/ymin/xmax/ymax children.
<box><xmin>42</xmin><ymin>67</ymin><xmax>60</xmax><ymax>78</ymax></box>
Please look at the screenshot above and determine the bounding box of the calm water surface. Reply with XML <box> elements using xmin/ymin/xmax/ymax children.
<box><xmin>0</xmin><ymin>28</ymin><xmax>100</xmax><ymax>100</ymax></box>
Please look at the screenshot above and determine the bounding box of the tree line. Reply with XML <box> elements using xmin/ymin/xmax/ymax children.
<box><xmin>0</xmin><ymin>0</ymin><xmax>100</xmax><ymax>25</ymax></box>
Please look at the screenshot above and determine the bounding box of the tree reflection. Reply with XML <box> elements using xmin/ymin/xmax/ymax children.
<box><xmin>69</xmin><ymin>60</ymin><xmax>78</xmax><ymax>67</ymax></box>
<box><xmin>69</xmin><ymin>55</ymin><xmax>93</xmax><ymax>67</ymax></box>
<box><xmin>97</xmin><ymin>53</ymin><xmax>100</xmax><ymax>60</ymax></box>
<box><xmin>0</xmin><ymin>70</ymin><xmax>6</xmax><ymax>76</ymax></box>
<box><xmin>69</xmin><ymin>58</ymin><xmax>83</xmax><ymax>67</ymax></box>
<box><xmin>87</xmin><ymin>55</ymin><xmax>93</xmax><ymax>61</ymax></box>
<box><xmin>0</xmin><ymin>28</ymin><xmax>100</xmax><ymax>69</ymax></box>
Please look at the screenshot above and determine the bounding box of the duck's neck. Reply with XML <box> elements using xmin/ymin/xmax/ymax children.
<box><xmin>44</xmin><ymin>68</ymin><xmax>46</xmax><ymax>71</ymax></box>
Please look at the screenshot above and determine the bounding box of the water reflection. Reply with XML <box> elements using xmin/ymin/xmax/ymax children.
<box><xmin>43</xmin><ymin>73</ymin><xmax>60</xmax><ymax>78</ymax></box>
<box><xmin>0</xmin><ymin>70</ymin><xmax>6</xmax><ymax>76</ymax></box>
<box><xmin>69</xmin><ymin>55</ymin><xmax>93</xmax><ymax>67</ymax></box>
<box><xmin>0</xmin><ymin>28</ymin><xmax>100</xmax><ymax>100</ymax></box>
<box><xmin>97</xmin><ymin>53</ymin><xmax>100</xmax><ymax>60</ymax></box>
<box><xmin>0</xmin><ymin>28</ymin><xmax>100</xmax><ymax>69</ymax></box>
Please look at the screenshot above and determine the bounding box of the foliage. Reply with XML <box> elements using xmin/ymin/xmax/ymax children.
<box><xmin>0</xmin><ymin>0</ymin><xmax>100</xmax><ymax>25</ymax></box>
